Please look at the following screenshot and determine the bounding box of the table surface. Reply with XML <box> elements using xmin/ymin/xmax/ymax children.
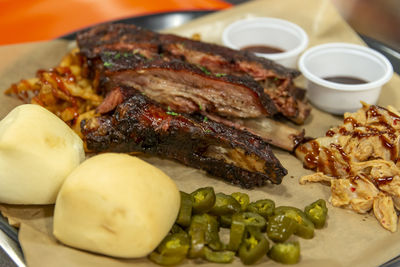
<box><xmin>0</xmin><ymin>249</ymin><xmax>17</xmax><ymax>267</ymax></box>
<box><xmin>0</xmin><ymin>0</ymin><xmax>399</xmax><ymax>266</ymax></box>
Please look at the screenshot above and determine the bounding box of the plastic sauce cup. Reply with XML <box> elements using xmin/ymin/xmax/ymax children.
<box><xmin>222</xmin><ymin>17</ymin><xmax>309</xmax><ymax>69</ymax></box>
<box><xmin>298</xmin><ymin>43</ymin><xmax>393</xmax><ymax>114</ymax></box>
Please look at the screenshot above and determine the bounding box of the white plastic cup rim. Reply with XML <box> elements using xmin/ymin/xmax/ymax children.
<box><xmin>298</xmin><ymin>43</ymin><xmax>394</xmax><ymax>92</ymax></box>
<box><xmin>222</xmin><ymin>17</ymin><xmax>309</xmax><ymax>62</ymax></box>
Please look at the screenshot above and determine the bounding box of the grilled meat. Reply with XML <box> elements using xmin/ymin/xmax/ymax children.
<box><xmin>77</xmin><ymin>23</ymin><xmax>297</xmax><ymax>78</ymax></box>
<box><xmin>76</xmin><ymin>23</ymin><xmax>311</xmax><ymax>124</ymax></box>
<box><xmin>93</xmin><ymin>51</ymin><xmax>303</xmax><ymax>151</ymax></box>
<box><xmin>77</xmin><ymin>29</ymin><xmax>306</xmax><ymax>151</ymax></box>
<box><xmin>94</xmin><ymin>51</ymin><xmax>277</xmax><ymax>118</ymax></box>
<box><xmin>77</xmin><ymin>23</ymin><xmax>159</xmax><ymax>60</ymax></box>
<box><xmin>82</xmin><ymin>88</ymin><xmax>287</xmax><ymax>188</ymax></box>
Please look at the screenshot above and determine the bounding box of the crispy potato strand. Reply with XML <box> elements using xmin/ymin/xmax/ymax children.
<box><xmin>5</xmin><ymin>48</ymin><xmax>103</xmax><ymax>132</ymax></box>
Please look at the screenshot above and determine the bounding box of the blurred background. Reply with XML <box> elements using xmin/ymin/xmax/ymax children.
<box><xmin>331</xmin><ymin>0</ymin><xmax>400</xmax><ymax>51</ymax></box>
<box><xmin>0</xmin><ymin>0</ymin><xmax>399</xmax><ymax>51</ymax></box>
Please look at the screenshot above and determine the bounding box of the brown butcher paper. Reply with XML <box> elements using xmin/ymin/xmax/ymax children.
<box><xmin>1</xmin><ymin>0</ymin><xmax>400</xmax><ymax>266</ymax></box>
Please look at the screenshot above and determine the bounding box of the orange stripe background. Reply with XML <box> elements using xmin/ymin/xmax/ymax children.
<box><xmin>0</xmin><ymin>0</ymin><xmax>231</xmax><ymax>45</ymax></box>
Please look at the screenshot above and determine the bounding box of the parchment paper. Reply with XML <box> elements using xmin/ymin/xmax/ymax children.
<box><xmin>1</xmin><ymin>0</ymin><xmax>400</xmax><ymax>266</ymax></box>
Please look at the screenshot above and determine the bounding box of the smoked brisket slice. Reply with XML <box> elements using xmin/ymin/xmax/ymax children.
<box><xmin>76</xmin><ymin>23</ymin><xmax>311</xmax><ymax>123</ymax></box>
<box><xmin>94</xmin><ymin>50</ymin><xmax>278</xmax><ymax>118</ymax></box>
<box><xmin>93</xmin><ymin>52</ymin><xmax>304</xmax><ymax>151</ymax></box>
<box><xmin>82</xmin><ymin>89</ymin><xmax>287</xmax><ymax>188</ymax></box>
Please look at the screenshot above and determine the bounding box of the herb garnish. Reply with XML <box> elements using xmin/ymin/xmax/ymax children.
<box><xmin>114</xmin><ymin>53</ymin><xmax>121</xmax><ymax>59</ymax></box>
<box><xmin>166</xmin><ymin>107</ymin><xmax>179</xmax><ymax>116</ymax></box>
<box><xmin>215</xmin><ymin>73</ymin><xmax>227</xmax><ymax>77</ymax></box>
<box><xmin>199</xmin><ymin>66</ymin><xmax>211</xmax><ymax>75</ymax></box>
<box><xmin>203</xmin><ymin>116</ymin><xmax>208</xmax><ymax>122</ymax></box>
<box><xmin>166</xmin><ymin>111</ymin><xmax>179</xmax><ymax>116</ymax></box>
<box><xmin>103</xmin><ymin>62</ymin><xmax>113</xmax><ymax>67</ymax></box>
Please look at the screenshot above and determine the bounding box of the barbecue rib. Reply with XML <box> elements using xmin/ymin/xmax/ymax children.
<box><xmin>92</xmin><ymin>51</ymin><xmax>303</xmax><ymax>151</ymax></box>
<box><xmin>76</xmin><ymin>23</ymin><xmax>311</xmax><ymax>124</ymax></box>
<box><xmin>93</xmin><ymin>51</ymin><xmax>277</xmax><ymax>118</ymax></box>
<box><xmin>82</xmin><ymin>88</ymin><xmax>287</xmax><ymax>188</ymax></box>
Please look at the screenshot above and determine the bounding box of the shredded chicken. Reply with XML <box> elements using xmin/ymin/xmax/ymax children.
<box><xmin>330</xmin><ymin>176</ymin><xmax>378</xmax><ymax>214</ymax></box>
<box><xmin>299</xmin><ymin>172</ymin><xmax>332</xmax><ymax>185</ymax></box>
<box><xmin>373</xmin><ymin>192</ymin><xmax>398</xmax><ymax>232</ymax></box>
<box><xmin>296</xmin><ymin>103</ymin><xmax>400</xmax><ymax>232</ymax></box>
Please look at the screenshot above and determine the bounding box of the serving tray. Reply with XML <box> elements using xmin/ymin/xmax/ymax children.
<box><xmin>0</xmin><ymin>9</ymin><xmax>399</xmax><ymax>267</ymax></box>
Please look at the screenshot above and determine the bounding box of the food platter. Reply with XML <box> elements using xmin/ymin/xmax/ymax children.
<box><xmin>1</xmin><ymin>0</ymin><xmax>400</xmax><ymax>266</ymax></box>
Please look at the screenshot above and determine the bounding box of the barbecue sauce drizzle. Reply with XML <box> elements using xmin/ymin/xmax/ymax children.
<box><xmin>300</xmin><ymin>105</ymin><xmax>400</xmax><ymax>180</ymax></box>
<box><xmin>37</xmin><ymin>67</ymin><xmax>80</xmax><ymax>123</ymax></box>
<box><xmin>375</xmin><ymin>176</ymin><xmax>394</xmax><ymax>187</ymax></box>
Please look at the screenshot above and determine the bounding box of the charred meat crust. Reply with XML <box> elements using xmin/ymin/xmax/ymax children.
<box><xmin>97</xmin><ymin>86</ymin><xmax>303</xmax><ymax>152</ymax></box>
<box><xmin>160</xmin><ymin>33</ymin><xmax>300</xmax><ymax>79</ymax></box>
<box><xmin>77</xmin><ymin>23</ymin><xmax>299</xmax><ymax>79</ymax></box>
<box><xmin>77</xmin><ymin>23</ymin><xmax>159</xmax><ymax>59</ymax></box>
<box><xmin>81</xmin><ymin>91</ymin><xmax>287</xmax><ymax>188</ymax></box>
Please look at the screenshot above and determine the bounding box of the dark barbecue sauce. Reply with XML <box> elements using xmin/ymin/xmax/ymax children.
<box><xmin>376</xmin><ymin>176</ymin><xmax>393</xmax><ymax>187</ymax></box>
<box><xmin>241</xmin><ymin>45</ymin><xmax>284</xmax><ymax>54</ymax></box>
<box><xmin>323</xmin><ymin>76</ymin><xmax>368</xmax><ymax>85</ymax></box>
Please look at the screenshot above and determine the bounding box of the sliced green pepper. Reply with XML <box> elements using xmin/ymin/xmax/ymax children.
<box><xmin>238</xmin><ymin>227</ymin><xmax>269</xmax><ymax>265</ymax></box>
<box><xmin>170</xmin><ymin>224</ymin><xmax>185</xmax><ymax>234</ymax></box>
<box><xmin>149</xmin><ymin>252</ymin><xmax>186</xmax><ymax>266</ymax></box>
<box><xmin>176</xmin><ymin>191</ymin><xmax>193</xmax><ymax>227</ymax></box>
<box><xmin>274</xmin><ymin>206</ymin><xmax>315</xmax><ymax>239</ymax></box>
<box><xmin>267</xmin><ymin>214</ymin><xmax>297</xmax><ymax>242</ymax></box>
<box><xmin>188</xmin><ymin>214</ymin><xmax>207</xmax><ymax>258</ymax></box>
<box><xmin>209</xmin><ymin>192</ymin><xmax>241</xmax><ymax>216</ymax></box>
<box><xmin>191</xmin><ymin>187</ymin><xmax>216</xmax><ymax>214</ymax></box>
<box><xmin>219</xmin><ymin>215</ymin><xmax>232</xmax><ymax>228</ymax></box>
<box><xmin>149</xmin><ymin>232</ymin><xmax>190</xmax><ymax>265</ymax></box>
<box><xmin>203</xmin><ymin>214</ymin><xmax>223</xmax><ymax>251</ymax></box>
<box><xmin>155</xmin><ymin>232</ymin><xmax>190</xmax><ymax>256</ymax></box>
<box><xmin>247</xmin><ymin>199</ymin><xmax>275</xmax><ymax>219</ymax></box>
<box><xmin>304</xmin><ymin>199</ymin><xmax>328</xmax><ymax>229</ymax></box>
<box><xmin>268</xmin><ymin>241</ymin><xmax>300</xmax><ymax>265</ymax></box>
<box><xmin>231</xmin><ymin>192</ymin><xmax>250</xmax><ymax>211</ymax></box>
<box><xmin>188</xmin><ymin>213</ymin><xmax>223</xmax><ymax>258</ymax></box>
<box><xmin>204</xmin><ymin>247</ymin><xmax>235</xmax><ymax>263</ymax></box>
<box><xmin>235</xmin><ymin>211</ymin><xmax>267</xmax><ymax>231</ymax></box>
<box><xmin>228</xmin><ymin>215</ymin><xmax>246</xmax><ymax>251</ymax></box>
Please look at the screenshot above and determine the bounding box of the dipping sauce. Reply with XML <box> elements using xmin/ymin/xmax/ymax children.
<box><xmin>323</xmin><ymin>76</ymin><xmax>367</xmax><ymax>85</ymax></box>
<box><xmin>241</xmin><ymin>45</ymin><xmax>284</xmax><ymax>54</ymax></box>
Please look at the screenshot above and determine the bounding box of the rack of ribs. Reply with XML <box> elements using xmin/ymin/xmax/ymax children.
<box><xmin>77</xmin><ymin>27</ymin><xmax>306</xmax><ymax>151</ymax></box>
<box><xmin>82</xmin><ymin>88</ymin><xmax>287</xmax><ymax>188</ymax></box>
<box><xmin>77</xmin><ymin>23</ymin><xmax>310</xmax><ymax>124</ymax></box>
<box><xmin>92</xmin><ymin>51</ymin><xmax>277</xmax><ymax>117</ymax></box>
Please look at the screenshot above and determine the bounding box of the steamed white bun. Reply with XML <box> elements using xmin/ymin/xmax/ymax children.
<box><xmin>53</xmin><ymin>153</ymin><xmax>180</xmax><ymax>258</ymax></box>
<box><xmin>0</xmin><ymin>104</ymin><xmax>85</xmax><ymax>204</ymax></box>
